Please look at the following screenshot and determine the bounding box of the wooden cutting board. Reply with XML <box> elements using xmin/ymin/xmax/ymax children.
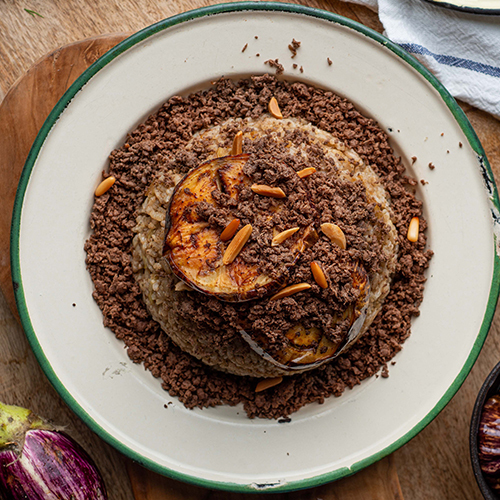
<box><xmin>0</xmin><ymin>33</ymin><xmax>404</xmax><ymax>500</ymax></box>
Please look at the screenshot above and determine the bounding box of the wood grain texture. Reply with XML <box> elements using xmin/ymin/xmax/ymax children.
<box><xmin>0</xmin><ymin>1</ymin><xmax>498</xmax><ymax>499</ymax></box>
<box><xmin>127</xmin><ymin>454</ymin><xmax>403</xmax><ymax>499</ymax></box>
<box><xmin>0</xmin><ymin>33</ymin><xmax>135</xmax><ymax>500</ymax></box>
<box><xmin>0</xmin><ymin>33</ymin><xmax>130</xmax><ymax>318</ymax></box>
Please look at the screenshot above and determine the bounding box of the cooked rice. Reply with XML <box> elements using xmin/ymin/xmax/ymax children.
<box><xmin>131</xmin><ymin>116</ymin><xmax>398</xmax><ymax>377</ymax></box>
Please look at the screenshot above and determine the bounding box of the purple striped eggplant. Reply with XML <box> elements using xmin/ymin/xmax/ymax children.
<box><xmin>0</xmin><ymin>401</ymin><xmax>107</xmax><ymax>499</ymax></box>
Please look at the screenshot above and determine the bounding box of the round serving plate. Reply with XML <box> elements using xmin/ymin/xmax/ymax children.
<box><xmin>423</xmin><ymin>0</ymin><xmax>500</xmax><ymax>15</ymax></box>
<box><xmin>10</xmin><ymin>1</ymin><xmax>500</xmax><ymax>493</ymax></box>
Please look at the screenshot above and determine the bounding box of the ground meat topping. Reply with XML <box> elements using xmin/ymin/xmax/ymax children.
<box><xmin>173</xmin><ymin>148</ymin><xmax>380</xmax><ymax>355</ymax></box>
<box><xmin>85</xmin><ymin>75</ymin><xmax>432</xmax><ymax>419</ymax></box>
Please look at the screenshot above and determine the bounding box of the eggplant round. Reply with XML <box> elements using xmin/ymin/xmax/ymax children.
<box><xmin>240</xmin><ymin>262</ymin><xmax>370</xmax><ymax>371</ymax></box>
<box><xmin>163</xmin><ymin>153</ymin><xmax>316</xmax><ymax>302</ymax></box>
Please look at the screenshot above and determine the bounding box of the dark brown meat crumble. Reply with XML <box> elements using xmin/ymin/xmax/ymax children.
<box><xmin>85</xmin><ymin>75</ymin><xmax>432</xmax><ymax>419</ymax></box>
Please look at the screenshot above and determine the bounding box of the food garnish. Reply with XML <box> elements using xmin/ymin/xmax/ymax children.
<box><xmin>268</xmin><ymin>97</ymin><xmax>283</xmax><ymax>119</ymax></box>
<box><xmin>320</xmin><ymin>222</ymin><xmax>347</xmax><ymax>250</ymax></box>
<box><xmin>0</xmin><ymin>401</ymin><xmax>107</xmax><ymax>499</ymax></box>
<box><xmin>255</xmin><ymin>377</ymin><xmax>283</xmax><ymax>393</ymax></box>
<box><xmin>163</xmin><ymin>147</ymin><xmax>373</xmax><ymax>370</ymax></box>
<box><xmin>250</xmin><ymin>184</ymin><xmax>286</xmax><ymax>198</ymax></box>
<box><xmin>94</xmin><ymin>176</ymin><xmax>116</xmax><ymax>196</ymax></box>
<box><xmin>220</xmin><ymin>218</ymin><xmax>241</xmax><ymax>242</ymax></box>
<box><xmin>407</xmin><ymin>216</ymin><xmax>419</xmax><ymax>242</ymax></box>
<box><xmin>223</xmin><ymin>224</ymin><xmax>253</xmax><ymax>265</ymax></box>
<box><xmin>231</xmin><ymin>131</ymin><xmax>243</xmax><ymax>155</ymax></box>
<box><xmin>271</xmin><ymin>227</ymin><xmax>300</xmax><ymax>246</ymax></box>
<box><xmin>311</xmin><ymin>261</ymin><xmax>328</xmax><ymax>289</ymax></box>
<box><xmin>297</xmin><ymin>167</ymin><xmax>316</xmax><ymax>179</ymax></box>
<box><xmin>270</xmin><ymin>283</ymin><xmax>312</xmax><ymax>301</ymax></box>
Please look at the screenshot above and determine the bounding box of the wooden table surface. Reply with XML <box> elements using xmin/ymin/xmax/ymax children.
<box><xmin>1</xmin><ymin>1</ymin><xmax>499</xmax><ymax>499</ymax></box>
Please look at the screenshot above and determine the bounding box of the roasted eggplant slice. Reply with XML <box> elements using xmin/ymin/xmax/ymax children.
<box><xmin>163</xmin><ymin>154</ymin><xmax>316</xmax><ymax>302</ymax></box>
<box><xmin>240</xmin><ymin>263</ymin><xmax>370</xmax><ymax>370</ymax></box>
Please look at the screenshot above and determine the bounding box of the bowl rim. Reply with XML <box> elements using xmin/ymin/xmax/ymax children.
<box><xmin>10</xmin><ymin>1</ymin><xmax>500</xmax><ymax>493</ymax></box>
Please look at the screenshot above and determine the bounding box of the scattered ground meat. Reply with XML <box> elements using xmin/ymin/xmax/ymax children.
<box><xmin>288</xmin><ymin>39</ymin><xmax>301</xmax><ymax>58</ymax></box>
<box><xmin>85</xmin><ymin>75</ymin><xmax>432</xmax><ymax>419</ymax></box>
<box><xmin>327</xmin><ymin>58</ymin><xmax>332</xmax><ymax>66</ymax></box>
<box><xmin>299</xmin><ymin>66</ymin><xmax>304</xmax><ymax>73</ymax></box>
<box><xmin>242</xmin><ymin>43</ymin><xmax>248</xmax><ymax>53</ymax></box>
<box><xmin>411</xmin><ymin>156</ymin><xmax>417</xmax><ymax>164</ymax></box>
<box><xmin>428</xmin><ymin>162</ymin><xmax>435</xmax><ymax>170</ymax></box>
<box><xmin>264</xmin><ymin>58</ymin><xmax>284</xmax><ymax>75</ymax></box>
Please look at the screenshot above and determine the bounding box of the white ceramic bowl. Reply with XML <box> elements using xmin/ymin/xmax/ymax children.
<box><xmin>11</xmin><ymin>2</ymin><xmax>500</xmax><ymax>493</ymax></box>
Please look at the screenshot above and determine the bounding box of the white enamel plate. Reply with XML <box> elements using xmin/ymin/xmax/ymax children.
<box><xmin>11</xmin><ymin>2</ymin><xmax>500</xmax><ymax>493</ymax></box>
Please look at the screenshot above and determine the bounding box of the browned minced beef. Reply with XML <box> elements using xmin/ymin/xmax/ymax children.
<box><xmin>264</xmin><ymin>59</ymin><xmax>284</xmax><ymax>75</ymax></box>
<box><xmin>85</xmin><ymin>75</ymin><xmax>432</xmax><ymax>419</ymax></box>
<box><xmin>288</xmin><ymin>39</ymin><xmax>301</xmax><ymax>58</ymax></box>
<box><xmin>182</xmin><ymin>138</ymin><xmax>382</xmax><ymax>355</ymax></box>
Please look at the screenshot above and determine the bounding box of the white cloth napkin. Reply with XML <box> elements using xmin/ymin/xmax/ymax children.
<box><xmin>346</xmin><ymin>0</ymin><xmax>500</xmax><ymax>119</ymax></box>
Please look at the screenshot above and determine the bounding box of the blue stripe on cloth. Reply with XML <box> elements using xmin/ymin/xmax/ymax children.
<box><xmin>399</xmin><ymin>42</ymin><xmax>500</xmax><ymax>78</ymax></box>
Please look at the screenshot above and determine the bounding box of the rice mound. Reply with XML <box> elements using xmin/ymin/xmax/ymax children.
<box><xmin>131</xmin><ymin>116</ymin><xmax>399</xmax><ymax>378</ymax></box>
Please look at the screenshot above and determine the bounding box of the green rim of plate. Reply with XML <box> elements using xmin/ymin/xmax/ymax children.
<box><xmin>10</xmin><ymin>1</ymin><xmax>500</xmax><ymax>493</ymax></box>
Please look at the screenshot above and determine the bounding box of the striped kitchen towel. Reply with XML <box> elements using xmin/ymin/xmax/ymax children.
<box><xmin>346</xmin><ymin>0</ymin><xmax>500</xmax><ymax>119</ymax></box>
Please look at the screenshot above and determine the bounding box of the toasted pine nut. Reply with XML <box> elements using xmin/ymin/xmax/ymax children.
<box><xmin>271</xmin><ymin>227</ymin><xmax>300</xmax><ymax>246</ymax></box>
<box><xmin>223</xmin><ymin>224</ymin><xmax>252</xmax><ymax>265</ymax></box>
<box><xmin>175</xmin><ymin>281</ymin><xmax>193</xmax><ymax>292</ymax></box>
<box><xmin>216</xmin><ymin>147</ymin><xmax>226</xmax><ymax>157</ymax></box>
<box><xmin>220</xmin><ymin>218</ymin><xmax>241</xmax><ymax>242</ymax></box>
<box><xmin>268</xmin><ymin>97</ymin><xmax>283</xmax><ymax>119</ymax></box>
<box><xmin>407</xmin><ymin>216</ymin><xmax>419</xmax><ymax>242</ymax></box>
<box><xmin>231</xmin><ymin>131</ymin><xmax>243</xmax><ymax>155</ymax></box>
<box><xmin>311</xmin><ymin>262</ymin><xmax>328</xmax><ymax>289</ymax></box>
<box><xmin>251</xmin><ymin>184</ymin><xmax>286</xmax><ymax>198</ymax></box>
<box><xmin>270</xmin><ymin>283</ymin><xmax>311</xmax><ymax>301</ymax></box>
<box><xmin>320</xmin><ymin>223</ymin><xmax>346</xmax><ymax>250</ymax></box>
<box><xmin>95</xmin><ymin>176</ymin><xmax>116</xmax><ymax>196</ymax></box>
<box><xmin>297</xmin><ymin>167</ymin><xmax>316</xmax><ymax>179</ymax></box>
<box><xmin>255</xmin><ymin>376</ymin><xmax>283</xmax><ymax>393</ymax></box>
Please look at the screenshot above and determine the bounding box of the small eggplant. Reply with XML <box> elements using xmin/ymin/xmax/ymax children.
<box><xmin>0</xmin><ymin>401</ymin><xmax>107</xmax><ymax>499</ymax></box>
